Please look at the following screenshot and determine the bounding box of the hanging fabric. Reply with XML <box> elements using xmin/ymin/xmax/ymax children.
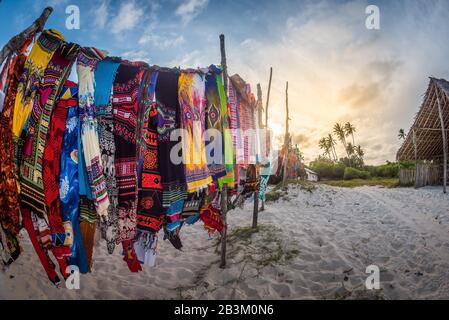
<box><xmin>59</xmin><ymin>87</ymin><xmax>89</xmax><ymax>273</ymax></box>
<box><xmin>227</xmin><ymin>77</ymin><xmax>244</xmax><ymax>185</ymax></box>
<box><xmin>0</xmin><ymin>43</ymin><xmax>28</xmax><ymax>239</ymax></box>
<box><xmin>94</xmin><ymin>57</ymin><xmax>120</xmax><ymax>254</ymax></box>
<box><xmin>216</xmin><ymin>70</ymin><xmax>235</xmax><ymax>188</ymax></box>
<box><xmin>77</xmin><ymin>47</ymin><xmax>109</xmax><ymax>220</ymax></box>
<box><xmin>13</xmin><ymin>29</ymin><xmax>64</xmax><ymax>141</ymax></box>
<box><xmin>112</xmin><ymin>61</ymin><xmax>142</xmax><ymax>272</ymax></box>
<box><xmin>205</xmin><ymin>68</ymin><xmax>227</xmax><ymax>182</ymax></box>
<box><xmin>155</xmin><ymin>71</ymin><xmax>186</xmax><ymax>248</ymax></box>
<box><xmin>179</xmin><ymin>71</ymin><xmax>212</xmax><ymax>192</ymax></box>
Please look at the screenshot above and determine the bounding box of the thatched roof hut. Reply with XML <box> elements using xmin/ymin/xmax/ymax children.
<box><xmin>397</xmin><ymin>77</ymin><xmax>449</xmax><ymax>191</ymax></box>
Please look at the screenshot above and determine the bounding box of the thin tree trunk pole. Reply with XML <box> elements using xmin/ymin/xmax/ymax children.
<box><xmin>265</xmin><ymin>67</ymin><xmax>273</xmax><ymax>128</ymax></box>
<box><xmin>219</xmin><ymin>34</ymin><xmax>228</xmax><ymax>268</ymax></box>
<box><xmin>252</xmin><ymin>84</ymin><xmax>263</xmax><ymax>226</ymax></box>
<box><xmin>437</xmin><ymin>89</ymin><xmax>447</xmax><ymax>193</ymax></box>
<box><xmin>257</xmin><ymin>83</ymin><xmax>265</xmax><ymax>212</ymax></box>
<box><xmin>282</xmin><ymin>81</ymin><xmax>289</xmax><ymax>188</ymax></box>
<box><xmin>413</xmin><ymin>128</ymin><xmax>418</xmax><ymax>188</ymax></box>
<box><xmin>0</xmin><ymin>7</ymin><xmax>53</xmax><ymax>66</ymax></box>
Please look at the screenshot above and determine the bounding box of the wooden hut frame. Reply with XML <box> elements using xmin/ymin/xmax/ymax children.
<box><xmin>397</xmin><ymin>78</ymin><xmax>449</xmax><ymax>191</ymax></box>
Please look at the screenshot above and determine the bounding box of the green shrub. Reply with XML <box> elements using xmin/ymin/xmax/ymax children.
<box><xmin>309</xmin><ymin>158</ymin><xmax>345</xmax><ymax>180</ymax></box>
<box><xmin>344</xmin><ymin>167</ymin><xmax>371</xmax><ymax>180</ymax></box>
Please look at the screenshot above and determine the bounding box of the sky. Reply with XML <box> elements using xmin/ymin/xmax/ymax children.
<box><xmin>1</xmin><ymin>0</ymin><xmax>449</xmax><ymax>165</ymax></box>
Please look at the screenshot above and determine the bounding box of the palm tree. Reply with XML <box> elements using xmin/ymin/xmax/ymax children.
<box><xmin>346</xmin><ymin>142</ymin><xmax>355</xmax><ymax>156</ymax></box>
<box><xmin>344</xmin><ymin>122</ymin><xmax>356</xmax><ymax>145</ymax></box>
<box><xmin>326</xmin><ymin>134</ymin><xmax>338</xmax><ymax>161</ymax></box>
<box><xmin>319</xmin><ymin>137</ymin><xmax>331</xmax><ymax>160</ymax></box>
<box><xmin>398</xmin><ymin>129</ymin><xmax>406</xmax><ymax>140</ymax></box>
<box><xmin>334</xmin><ymin>123</ymin><xmax>350</xmax><ymax>160</ymax></box>
<box><xmin>355</xmin><ymin>145</ymin><xmax>364</xmax><ymax>159</ymax></box>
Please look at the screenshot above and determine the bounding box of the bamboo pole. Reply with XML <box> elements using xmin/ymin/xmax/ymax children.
<box><xmin>436</xmin><ymin>88</ymin><xmax>447</xmax><ymax>193</ymax></box>
<box><xmin>0</xmin><ymin>7</ymin><xmax>53</xmax><ymax>66</ymax></box>
<box><xmin>282</xmin><ymin>81</ymin><xmax>290</xmax><ymax>188</ymax></box>
<box><xmin>219</xmin><ymin>34</ymin><xmax>228</xmax><ymax>268</ymax></box>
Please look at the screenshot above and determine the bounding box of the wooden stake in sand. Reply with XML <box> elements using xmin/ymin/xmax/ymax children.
<box><xmin>437</xmin><ymin>89</ymin><xmax>447</xmax><ymax>193</ymax></box>
<box><xmin>282</xmin><ymin>81</ymin><xmax>290</xmax><ymax>188</ymax></box>
<box><xmin>219</xmin><ymin>34</ymin><xmax>228</xmax><ymax>268</ymax></box>
<box><xmin>252</xmin><ymin>83</ymin><xmax>263</xmax><ymax>228</ymax></box>
<box><xmin>261</xmin><ymin>68</ymin><xmax>272</xmax><ymax>211</ymax></box>
<box><xmin>0</xmin><ymin>7</ymin><xmax>53</xmax><ymax>66</ymax></box>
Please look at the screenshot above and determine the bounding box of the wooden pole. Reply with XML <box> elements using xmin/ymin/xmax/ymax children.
<box><xmin>437</xmin><ymin>88</ymin><xmax>447</xmax><ymax>193</ymax></box>
<box><xmin>252</xmin><ymin>84</ymin><xmax>263</xmax><ymax>227</ymax></box>
<box><xmin>0</xmin><ymin>7</ymin><xmax>53</xmax><ymax>66</ymax></box>
<box><xmin>219</xmin><ymin>34</ymin><xmax>228</xmax><ymax>268</ymax></box>
<box><xmin>265</xmin><ymin>67</ymin><xmax>273</xmax><ymax>128</ymax></box>
<box><xmin>413</xmin><ymin>128</ymin><xmax>418</xmax><ymax>188</ymax></box>
<box><xmin>282</xmin><ymin>81</ymin><xmax>290</xmax><ymax>188</ymax></box>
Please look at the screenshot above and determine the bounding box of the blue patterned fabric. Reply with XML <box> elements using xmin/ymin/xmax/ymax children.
<box><xmin>60</xmin><ymin>105</ymin><xmax>89</xmax><ymax>273</ymax></box>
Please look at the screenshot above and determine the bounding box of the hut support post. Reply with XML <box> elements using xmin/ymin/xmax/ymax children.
<box><xmin>219</xmin><ymin>34</ymin><xmax>228</xmax><ymax>268</ymax></box>
<box><xmin>437</xmin><ymin>90</ymin><xmax>447</xmax><ymax>193</ymax></box>
<box><xmin>282</xmin><ymin>81</ymin><xmax>290</xmax><ymax>188</ymax></box>
<box><xmin>0</xmin><ymin>7</ymin><xmax>53</xmax><ymax>66</ymax></box>
<box><xmin>413</xmin><ymin>128</ymin><xmax>418</xmax><ymax>188</ymax></box>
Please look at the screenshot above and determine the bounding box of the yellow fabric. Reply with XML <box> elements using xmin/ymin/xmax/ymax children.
<box><xmin>12</xmin><ymin>29</ymin><xmax>64</xmax><ymax>139</ymax></box>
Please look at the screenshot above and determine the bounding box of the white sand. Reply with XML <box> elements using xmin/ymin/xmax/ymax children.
<box><xmin>1</xmin><ymin>184</ymin><xmax>449</xmax><ymax>300</ymax></box>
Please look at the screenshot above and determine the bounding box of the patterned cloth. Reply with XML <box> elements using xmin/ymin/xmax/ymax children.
<box><xmin>94</xmin><ymin>57</ymin><xmax>120</xmax><ymax>254</ymax></box>
<box><xmin>13</xmin><ymin>29</ymin><xmax>64</xmax><ymax>140</ymax></box>
<box><xmin>20</xmin><ymin>42</ymin><xmax>79</xmax><ymax>221</ymax></box>
<box><xmin>112</xmin><ymin>62</ymin><xmax>140</xmax><ymax>244</ymax></box>
<box><xmin>77</xmin><ymin>47</ymin><xmax>109</xmax><ymax>220</ymax></box>
<box><xmin>60</xmin><ymin>100</ymin><xmax>89</xmax><ymax>273</ymax></box>
<box><xmin>42</xmin><ymin>80</ymin><xmax>78</xmax><ymax>258</ymax></box>
<box><xmin>0</xmin><ymin>51</ymin><xmax>26</xmax><ymax>236</ymax></box>
<box><xmin>216</xmin><ymin>71</ymin><xmax>235</xmax><ymax>188</ymax></box>
<box><xmin>227</xmin><ymin>78</ymin><xmax>244</xmax><ymax>184</ymax></box>
<box><xmin>156</xmin><ymin>71</ymin><xmax>187</xmax><ymax>207</ymax></box>
<box><xmin>178</xmin><ymin>72</ymin><xmax>212</xmax><ymax>193</ymax></box>
<box><xmin>205</xmin><ymin>68</ymin><xmax>226</xmax><ymax>181</ymax></box>
<box><xmin>137</xmin><ymin>70</ymin><xmax>165</xmax><ymax>233</ymax></box>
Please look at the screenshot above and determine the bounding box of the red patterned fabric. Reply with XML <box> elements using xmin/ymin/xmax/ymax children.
<box><xmin>43</xmin><ymin>80</ymin><xmax>77</xmax><ymax>238</ymax></box>
<box><xmin>0</xmin><ymin>53</ymin><xmax>26</xmax><ymax>235</ymax></box>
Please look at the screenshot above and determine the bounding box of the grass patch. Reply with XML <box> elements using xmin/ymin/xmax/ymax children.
<box><xmin>228</xmin><ymin>224</ymin><xmax>300</xmax><ymax>268</ymax></box>
<box><xmin>266</xmin><ymin>179</ymin><xmax>316</xmax><ymax>202</ymax></box>
<box><xmin>320</xmin><ymin>177</ymin><xmax>399</xmax><ymax>188</ymax></box>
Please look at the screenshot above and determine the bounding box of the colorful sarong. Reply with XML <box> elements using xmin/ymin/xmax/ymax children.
<box><xmin>94</xmin><ymin>57</ymin><xmax>120</xmax><ymax>254</ymax></box>
<box><xmin>0</xmin><ymin>50</ymin><xmax>26</xmax><ymax>236</ymax></box>
<box><xmin>205</xmin><ymin>68</ymin><xmax>226</xmax><ymax>181</ymax></box>
<box><xmin>20</xmin><ymin>42</ymin><xmax>79</xmax><ymax>221</ymax></box>
<box><xmin>60</xmin><ymin>100</ymin><xmax>89</xmax><ymax>273</ymax></box>
<box><xmin>112</xmin><ymin>62</ymin><xmax>140</xmax><ymax>244</ymax></box>
<box><xmin>178</xmin><ymin>72</ymin><xmax>211</xmax><ymax>193</ymax></box>
<box><xmin>137</xmin><ymin>70</ymin><xmax>165</xmax><ymax>233</ymax></box>
<box><xmin>77</xmin><ymin>47</ymin><xmax>109</xmax><ymax>220</ymax></box>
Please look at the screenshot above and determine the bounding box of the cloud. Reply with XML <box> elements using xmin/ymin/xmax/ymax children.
<box><xmin>175</xmin><ymin>0</ymin><xmax>209</xmax><ymax>24</ymax></box>
<box><xmin>92</xmin><ymin>0</ymin><xmax>109</xmax><ymax>29</ymax></box>
<box><xmin>121</xmin><ymin>50</ymin><xmax>151</xmax><ymax>64</ymax></box>
<box><xmin>139</xmin><ymin>33</ymin><xmax>185</xmax><ymax>49</ymax></box>
<box><xmin>110</xmin><ymin>1</ymin><xmax>144</xmax><ymax>34</ymax></box>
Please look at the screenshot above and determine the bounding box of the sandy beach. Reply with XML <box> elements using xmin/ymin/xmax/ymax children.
<box><xmin>1</xmin><ymin>183</ymin><xmax>449</xmax><ymax>300</ymax></box>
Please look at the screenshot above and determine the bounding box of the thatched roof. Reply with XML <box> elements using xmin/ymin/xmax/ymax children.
<box><xmin>397</xmin><ymin>78</ymin><xmax>449</xmax><ymax>161</ymax></box>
